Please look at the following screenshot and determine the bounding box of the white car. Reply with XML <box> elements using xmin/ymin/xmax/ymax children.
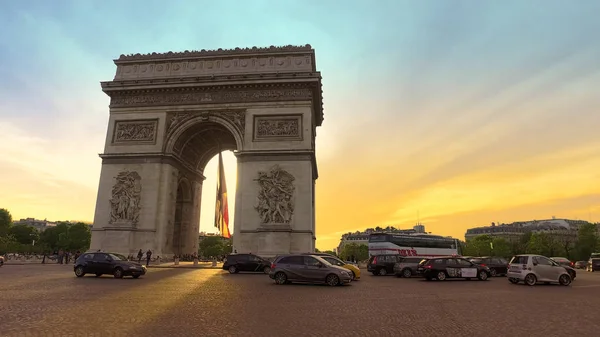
<box><xmin>507</xmin><ymin>254</ymin><xmax>571</xmax><ymax>286</ymax></box>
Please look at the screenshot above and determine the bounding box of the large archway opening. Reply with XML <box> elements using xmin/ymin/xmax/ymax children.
<box><xmin>167</xmin><ymin>119</ymin><xmax>241</xmax><ymax>257</ymax></box>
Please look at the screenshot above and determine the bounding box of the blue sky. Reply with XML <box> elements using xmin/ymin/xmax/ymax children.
<box><xmin>1</xmin><ymin>1</ymin><xmax>599</xmax><ymax>249</ymax></box>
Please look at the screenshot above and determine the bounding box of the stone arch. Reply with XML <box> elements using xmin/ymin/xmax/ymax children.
<box><xmin>172</xmin><ymin>177</ymin><xmax>194</xmax><ymax>256</ymax></box>
<box><xmin>165</xmin><ymin>114</ymin><xmax>243</xmax><ymax>172</ymax></box>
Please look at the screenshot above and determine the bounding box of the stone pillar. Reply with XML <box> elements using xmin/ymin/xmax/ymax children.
<box><xmin>233</xmin><ymin>153</ymin><xmax>315</xmax><ymax>257</ymax></box>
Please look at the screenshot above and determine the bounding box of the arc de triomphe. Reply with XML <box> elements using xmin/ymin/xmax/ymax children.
<box><xmin>89</xmin><ymin>45</ymin><xmax>323</xmax><ymax>257</ymax></box>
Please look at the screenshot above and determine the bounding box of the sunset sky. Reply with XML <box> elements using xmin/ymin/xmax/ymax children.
<box><xmin>1</xmin><ymin>1</ymin><xmax>599</xmax><ymax>250</ymax></box>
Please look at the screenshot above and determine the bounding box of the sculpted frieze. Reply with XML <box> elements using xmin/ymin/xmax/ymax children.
<box><xmin>113</xmin><ymin>120</ymin><xmax>157</xmax><ymax>143</ymax></box>
<box><xmin>110</xmin><ymin>88</ymin><xmax>313</xmax><ymax>108</ymax></box>
<box><xmin>109</xmin><ymin>171</ymin><xmax>142</xmax><ymax>226</ymax></box>
<box><xmin>254</xmin><ymin>115</ymin><xmax>301</xmax><ymax>140</ymax></box>
<box><xmin>254</xmin><ymin>165</ymin><xmax>296</xmax><ymax>224</ymax></box>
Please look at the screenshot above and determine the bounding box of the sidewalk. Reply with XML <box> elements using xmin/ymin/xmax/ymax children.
<box><xmin>147</xmin><ymin>261</ymin><xmax>223</xmax><ymax>269</ymax></box>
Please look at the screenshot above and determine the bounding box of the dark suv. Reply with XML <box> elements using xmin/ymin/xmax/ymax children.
<box><xmin>469</xmin><ymin>256</ymin><xmax>509</xmax><ymax>277</ymax></box>
<box><xmin>223</xmin><ymin>253</ymin><xmax>271</xmax><ymax>274</ymax></box>
<box><xmin>74</xmin><ymin>252</ymin><xmax>146</xmax><ymax>279</ymax></box>
<box><xmin>368</xmin><ymin>254</ymin><xmax>401</xmax><ymax>276</ymax></box>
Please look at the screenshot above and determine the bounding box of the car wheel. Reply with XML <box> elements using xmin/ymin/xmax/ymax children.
<box><xmin>74</xmin><ymin>266</ymin><xmax>85</xmax><ymax>278</ymax></box>
<box><xmin>263</xmin><ymin>266</ymin><xmax>271</xmax><ymax>274</ymax></box>
<box><xmin>378</xmin><ymin>268</ymin><xmax>387</xmax><ymax>276</ymax></box>
<box><xmin>402</xmin><ymin>269</ymin><xmax>412</xmax><ymax>278</ymax></box>
<box><xmin>132</xmin><ymin>275</ymin><xmax>140</xmax><ymax>279</ymax></box>
<box><xmin>559</xmin><ymin>274</ymin><xmax>571</xmax><ymax>286</ymax></box>
<box><xmin>228</xmin><ymin>265</ymin><xmax>237</xmax><ymax>274</ymax></box>
<box><xmin>524</xmin><ymin>273</ymin><xmax>537</xmax><ymax>286</ymax></box>
<box><xmin>509</xmin><ymin>278</ymin><xmax>519</xmax><ymax>284</ymax></box>
<box><xmin>113</xmin><ymin>268</ymin><xmax>124</xmax><ymax>279</ymax></box>
<box><xmin>274</xmin><ymin>272</ymin><xmax>287</xmax><ymax>285</ymax></box>
<box><xmin>478</xmin><ymin>270</ymin><xmax>488</xmax><ymax>281</ymax></box>
<box><xmin>490</xmin><ymin>269</ymin><xmax>497</xmax><ymax>277</ymax></box>
<box><xmin>436</xmin><ymin>271</ymin><xmax>447</xmax><ymax>281</ymax></box>
<box><xmin>95</xmin><ymin>273</ymin><xmax>102</xmax><ymax>278</ymax></box>
<box><xmin>326</xmin><ymin>274</ymin><xmax>340</xmax><ymax>286</ymax></box>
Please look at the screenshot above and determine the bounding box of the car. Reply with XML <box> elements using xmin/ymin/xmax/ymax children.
<box><xmin>507</xmin><ymin>254</ymin><xmax>571</xmax><ymax>286</ymax></box>
<box><xmin>222</xmin><ymin>253</ymin><xmax>271</xmax><ymax>274</ymax></box>
<box><xmin>393</xmin><ymin>257</ymin><xmax>424</xmax><ymax>278</ymax></box>
<box><xmin>269</xmin><ymin>254</ymin><xmax>352</xmax><ymax>286</ymax></box>
<box><xmin>74</xmin><ymin>252</ymin><xmax>146</xmax><ymax>279</ymax></box>
<box><xmin>305</xmin><ymin>253</ymin><xmax>361</xmax><ymax>280</ymax></box>
<box><xmin>587</xmin><ymin>258</ymin><xmax>600</xmax><ymax>272</ymax></box>
<box><xmin>469</xmin><ymin>256</ymin><xmax>509</xmax><ymax>277</ymax></box>
<box><xmin>574</xmin><ymin>261</ymin><xmax>587</xmax><ymax>269</ymax></box>
<box><xmin>0</xmin><ymin>255</ymin><xmax>4</xmax><ymax>267</ymax></box>
<box><xmin>550</xmin><ymin>257</ymin><xmax>577</xmax><ymax>280</ymax></box>
<box><xmin>417</xmin><ymin>256</ymin><xmax>491</xmax><ymax>281</ymax></box>
<box><xmin>367</xmin><ymin>254</ymin><xmax>402</xmax><ymax>276</ymax></box>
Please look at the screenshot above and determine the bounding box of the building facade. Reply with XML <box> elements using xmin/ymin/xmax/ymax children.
<box><xmin>464</xmin><ymin>218</ymin><xmax>588</xmax><ymax>242</ymax></box>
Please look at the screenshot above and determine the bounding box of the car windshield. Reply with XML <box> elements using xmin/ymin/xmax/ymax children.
<box><xmin>313</xmin><ymin>256</ymin><xmax>332</xmax><ymax>265</ymax></box>
<box><xmin>109</xmin><ymin>253</ymin><xmax>127</xmax><ymax>261</ymax></box>
<box><xmin>470</xmin><ymin>258</ymin><xmax>483</xmax><ymax>263</ymax></box>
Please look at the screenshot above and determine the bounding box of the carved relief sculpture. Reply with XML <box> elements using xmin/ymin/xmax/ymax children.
<box><xmin>254</xmin><ymin>165</ymin><xmax>296</xmax><ymax>224</ymax></box>
<box><xmin>255</xmin><ymin>116</ymin><xmax>301</xmax><ymax>140</ymax></box>
<box><xmin>113</xmin><ymin>120</ymin><xmax>157</xmax><ymax>143</ymax></box>
<box><xmin>109</xmin><ymin>171</ymin><xmax>142</xmax><ymax>226</ymax></box>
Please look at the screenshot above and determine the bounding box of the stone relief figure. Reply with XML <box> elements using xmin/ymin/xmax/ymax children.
<box><xmin>114</xmin><ymin>121</ymin><xmax>156</xmax><ymax>142</ymax></box>
<box><xmin>109</xmin><ymin>171</ymin><xmax>142</xmax><ymax>226</ymax></box>
<box><xmin>254</xmin><ymin>165</ymin><xmax>295</xmax><ymax>224</ymax></box>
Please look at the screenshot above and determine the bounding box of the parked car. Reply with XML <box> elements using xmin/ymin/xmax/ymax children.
<box><xmin>223</xmin><ymin>253</ymin><xmax>271</xmax><ymax>274</ymax></box>
<box><xmin>587</xmin><ymin>258</ymin><xmax>600</xmax><ymax>272</ymax></box>
<box><xmin>74</xmin><ymin>252</ymin><xmax>146</xmax><ymax>279</ymax></box>
<box><xmin>574</xmin><ymin>261</ymin><xmax>587</xmax><ymax>269</ymax></box>
<box><xmin>469</xmin><ymin>256</ymin><xmax>508</xmax><ymax>277</ymax></box>
<box><xmin>0</xmin><ymin>255</ymin><xmax>4</xmax><ymax>267</ymax></box>
<box><xmin>417</xmin><ymin>256</ymin><xmax>491</xmax><ymax>281</ymax></box>
<box><xmin>368</xmin><ymin>254</ymin><xmax>402</xmax><ymax>276</ymax></box>
<box><xmin>306</xmin><ymin>253</ymin><xmax>361</xmax><ymax>280</ymax></box>
<box><xmin>507</xmin><ymin>254</ymin><xmax>571</xmax><ymax>286</ymax></box>
<box><xmin>393</xmin><ymin>257</ymin><xmax>424</xmax><ymax>278</ymax></box>
<box><xmin>269</xmin><ymin>254</ymin><xmax>352</xmax><ymax>286</ymax></box>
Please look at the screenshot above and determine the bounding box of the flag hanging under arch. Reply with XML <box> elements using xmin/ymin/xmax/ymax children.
<box><xmin>214</xmin><ymin>151</ymin><xmax>231</xmax><ymax>238</ymax></box>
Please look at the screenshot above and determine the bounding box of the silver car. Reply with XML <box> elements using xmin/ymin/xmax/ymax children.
<box><xmin>269</xmin><ymin>254</ymin><xmax>353</xmax><ymax>286</ymax></box>
<box><xmin>507</xmin><ymin>254</ymin><xmax>571</xmax><ymax>286</ymax></box>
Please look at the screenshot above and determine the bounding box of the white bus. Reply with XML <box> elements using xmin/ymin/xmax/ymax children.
<box><xmin>368</xmin><ymin>232</ymin><xmax>459</xmax><ymax>258</ymax></box>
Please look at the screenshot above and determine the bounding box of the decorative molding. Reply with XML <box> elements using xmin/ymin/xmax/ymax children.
<box><xmin>108</xmin><ymin>171</ymin><xmax>142</xmax><ymax>227</ymax></box>
<box><xmin>116</xmin><ymin>44</ymin><xmax>313</xmax><ymax>61</ymax></box>
<box><xmin>109</xmin><ymin>87</ymin><xmax>313</xmax><ymax>108</ymax></box>
<box><xmin>100</xmin><ymin>153</ymin><xmax>206</xmax><ymax>182</ymax></box>
<box><xmin>254</xmin><ymin>165</ymin><xmax>296</xmax><ymax>224</ymax></box>
<box><xmin>112</xmin><ymin>119</ymin><xmax>158</xmax><ymax>144</ymax></box>
<box><xmin>167</xmin><ymin>109</ymin><xmax>246</xmax><ymax>136</ymax></box>
<box><xmin>253</xmin><ymin>114</ymin><xmax>302</xmax><ymax>141</ymax></box>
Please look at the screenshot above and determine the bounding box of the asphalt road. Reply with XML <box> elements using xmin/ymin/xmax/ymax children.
<box><xmin>1</xmin><ymin>265</ymin><xmax>600</xmax><ymax>337</ymax></box>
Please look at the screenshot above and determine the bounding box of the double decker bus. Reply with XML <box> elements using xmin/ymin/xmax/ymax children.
<box><xmin>368</xmin><ymin>232</ymin><xmax>459</xmax><ymax>257</ymax></box>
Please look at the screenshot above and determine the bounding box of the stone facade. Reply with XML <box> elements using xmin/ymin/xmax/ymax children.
<box><xmin>90</xmin><ymin>45</ymin><xmax>323</xmax><ymax>257</ymax></box>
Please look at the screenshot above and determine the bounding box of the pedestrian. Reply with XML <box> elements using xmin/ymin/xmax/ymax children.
<box><xmin>145</xmin><ymin>249</ymin><xmax>152</xmax><ymax>266</ymax></box>
<box><xmin>137</xmin><ymin>249</ymin><xmax>143</xmax><ymax>263</ymax></box>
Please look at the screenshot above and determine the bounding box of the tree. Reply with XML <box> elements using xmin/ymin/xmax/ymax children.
<box><xmin>463</xmin><ymin>235</ymin><xmax>494</xmax><ymax>256</ymax></box>
<box><xmin>66</xmin><ymin>223</ymin><xmax>91</xmax><ymax>251</ymax></box>
<box><xmin>574</xmin><ymin>222</ymin><xmax>599</xmax><ymax>260</ymax></box>
<box><xmin>339</xmin><ymin>243</ymin><xmax>369</xmax><ymax>262</ymax></box>
<box><xmin>0</xmin><ymin>208</ymin><xmax>12</xmax><ymax>237</ymax></box>
<box><xmin>490</xmin><ymin>237</ymin><xmax>512</xmax><ymax>258</ymax></box>
<box><xmin>198</xmin><ymin>236</ymin><xmax>225</xmax><ymax>258</ymax></box>
<box><xmin>527</xmin><ymin>233</ymin><xmax>563</xmax><ymax>257</ymax></box>
<box><xmin>9</xmin><ymin>224</ymin><xmax>39</xmax><ymax>245</ymax></box>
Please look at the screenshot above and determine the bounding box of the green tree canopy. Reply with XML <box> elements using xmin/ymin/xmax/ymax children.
<box><xmin>0</xmin><ymin>208</ymin><xmax>13</xmax><ymax>237</ymax></box>
<box><xmin>339</xmin><ymin>243</ymin><xmax>369</xmax><ymax>261</ymax></box>
<box><xmin>9</xmin><ymin>224</ymin><xmax>39</xmax><ymax>245</ymax></box>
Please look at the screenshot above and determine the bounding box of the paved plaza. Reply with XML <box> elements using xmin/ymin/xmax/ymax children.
<box><xmin>2</xmin><ymin>265</ymin><xmax>600</xmax><ymax>337</ymax></box>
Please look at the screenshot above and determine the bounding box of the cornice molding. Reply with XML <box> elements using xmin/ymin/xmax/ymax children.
<box><xmin>116</xmin><ymin>44</ymin><xmax>314</xmax><ymax>62</ymax></box>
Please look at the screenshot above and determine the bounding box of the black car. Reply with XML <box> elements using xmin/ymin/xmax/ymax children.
<box><xmin>74</xmin><ymin>252</ymin><xmax>146</xmax><ymax>279</ymax></box>
<box><xmin>223</xmin><ymin>253</ymin><xmax>271</xmax><ymax>274</ymax></box>
<box><xmin>367</xmin><ymin>254</ymin><xmax>401</xmax><ymax>276</ymax></box>
<box><xmin>469</xmin><ymin>256</ymin><xmax>509</xmax><ymax>277</ymax></box>
<box><xmin>418</xmin><ymin>256</ymin><xmax>491</xmax><ymax>281</ymax></box>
